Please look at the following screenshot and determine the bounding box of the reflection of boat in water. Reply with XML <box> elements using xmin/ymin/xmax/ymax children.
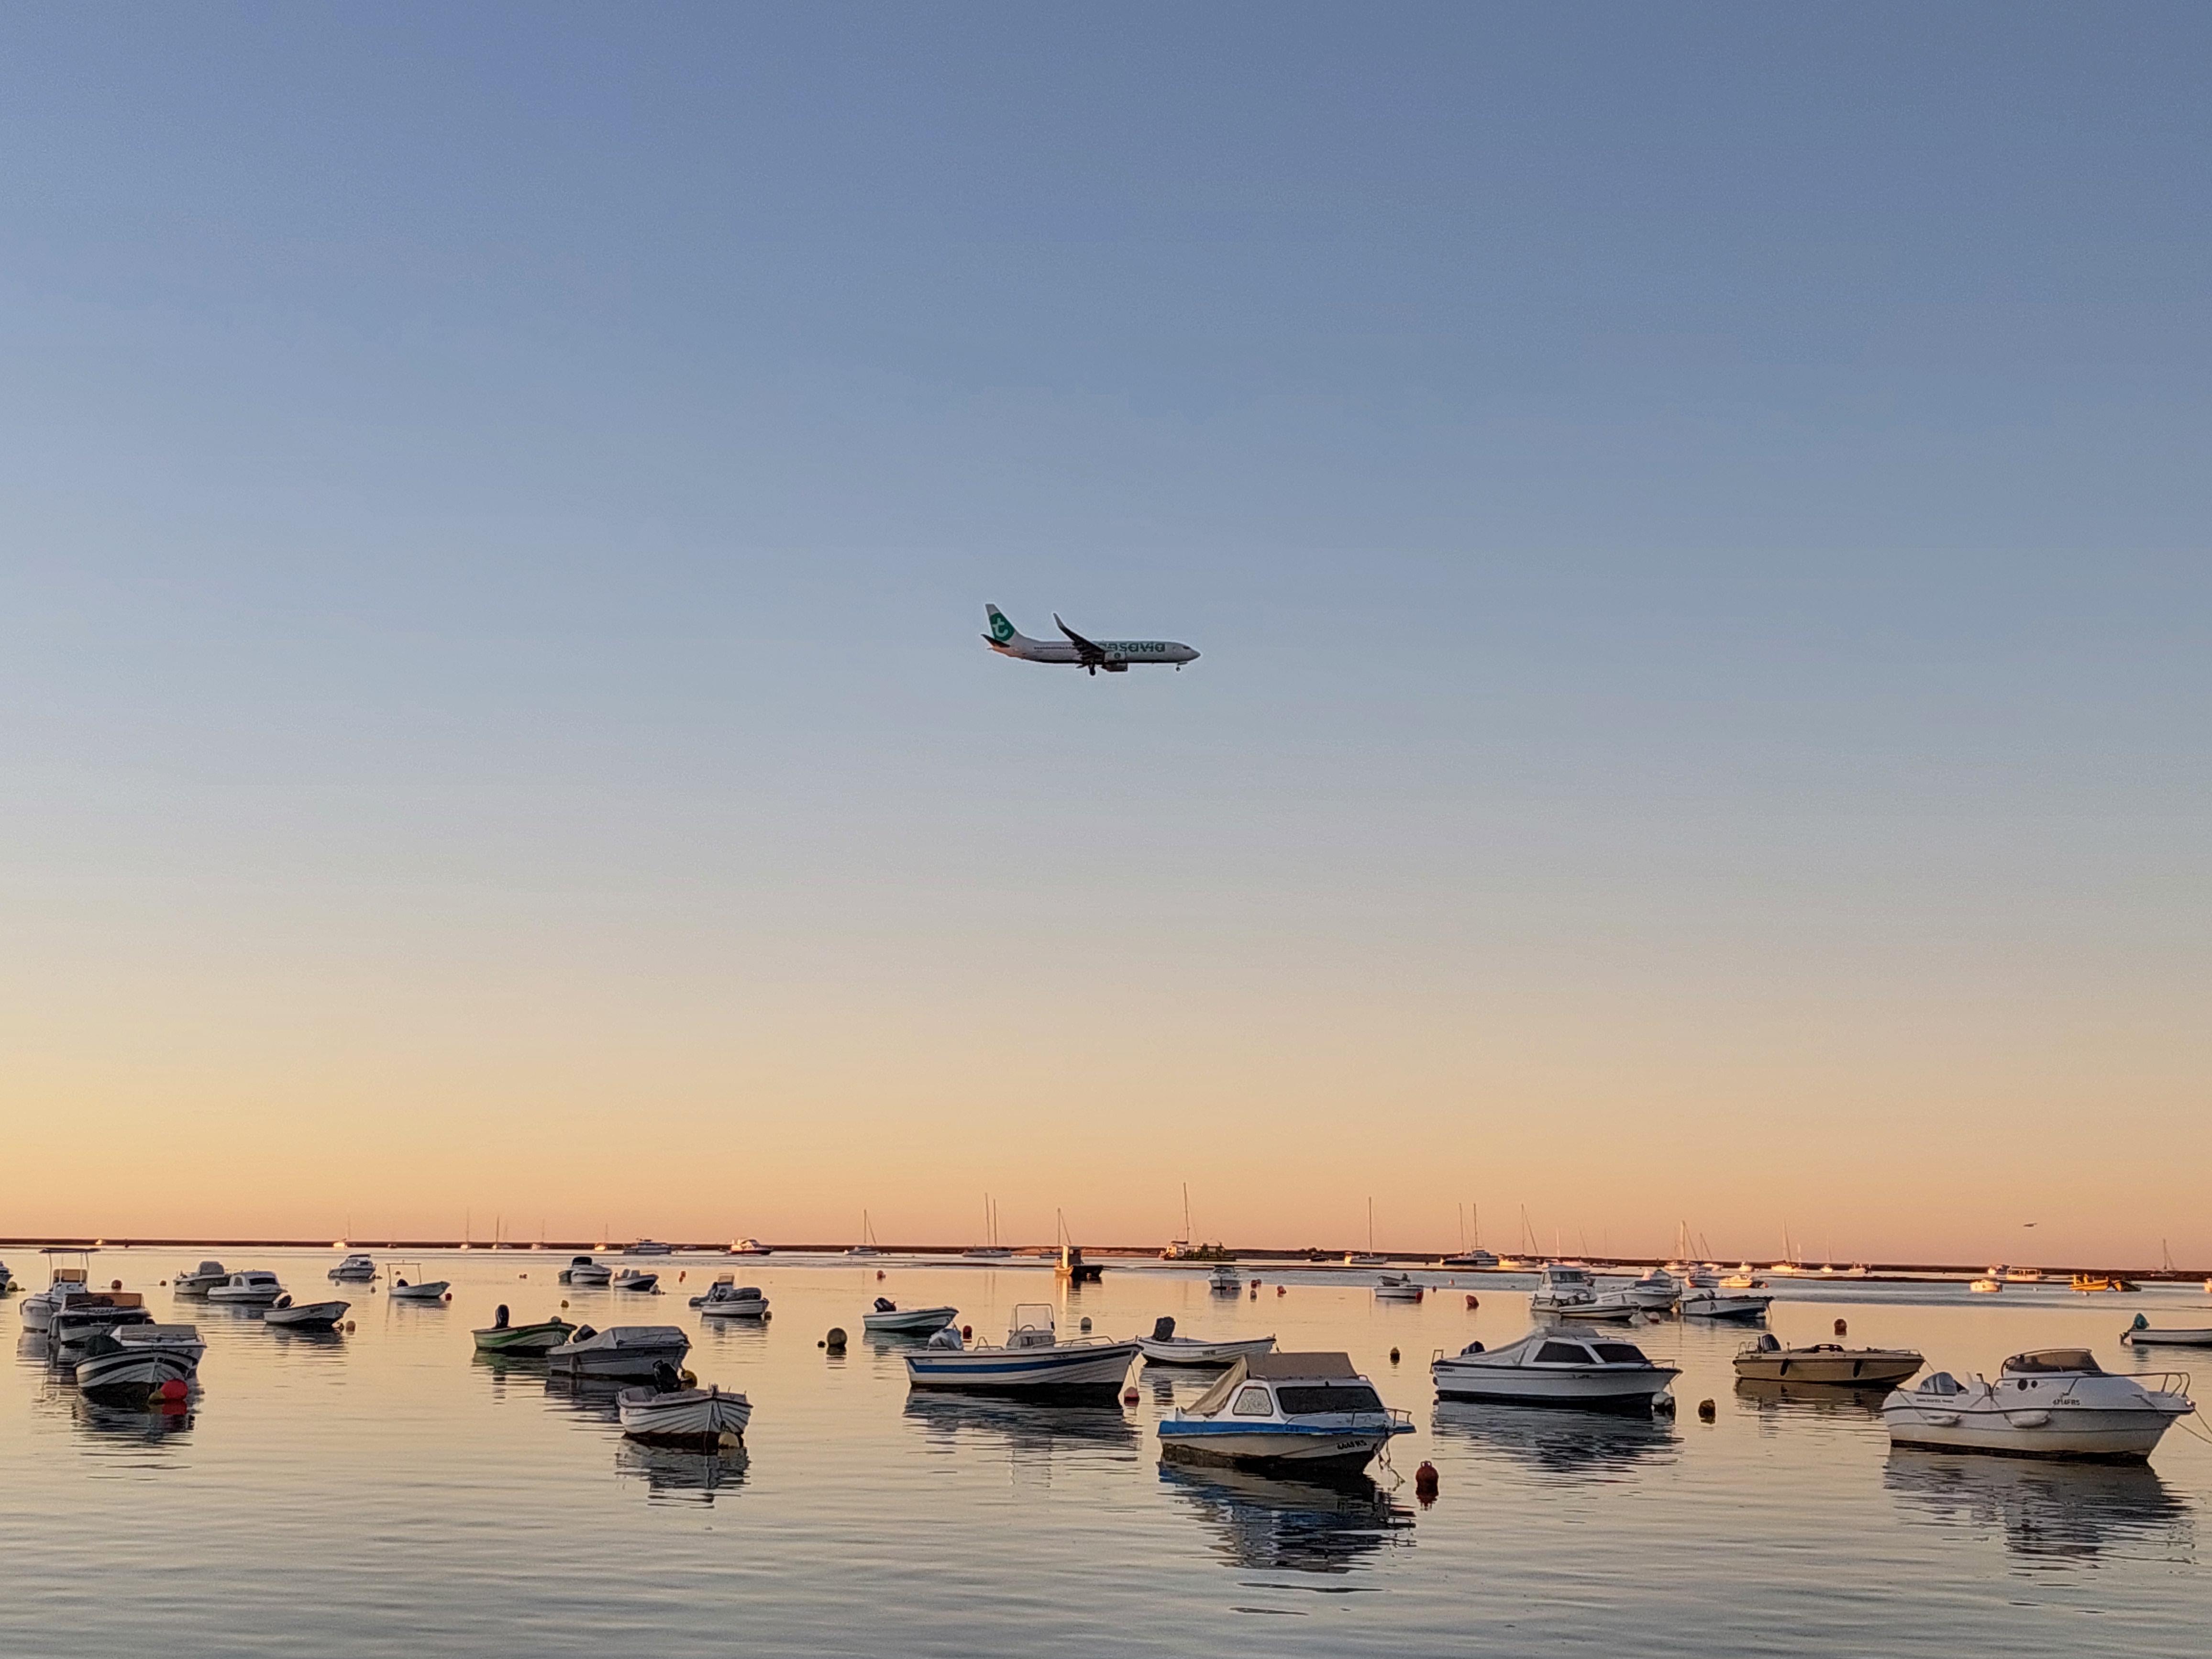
<box><xmin>1884</xmin><ymin>1447</ymin><xmax>2191</xmax><ymax>1561</ymax></box>
<box><xmin>1157</xmin><ymin>1462</ymin><xmax>1412</xmax><ymax>1574</ymax></box>
<box><xmin>614</xmin><ymin>1438</ymin><xmax>749</xmax><ymax>1501</ymax></box>
<box><xmin>73</xmin><ymin>1395</ymin><xmax>195</xmax><ymax>1441</ymax></box>
<box><xmin>901</xmin><ymin>1391</ymin><xmax>1139</xmax><ymax>1453</ymax></box>
<box><xmin>1429</xmin><ymin>1398</ymin><xmax>1678</xmax><ymax>1478</ymax></box>
<box><xmin>1734</xmin><ymin>1376</ymin><xmax>1890</xmax><ymax>1416</ymax></box>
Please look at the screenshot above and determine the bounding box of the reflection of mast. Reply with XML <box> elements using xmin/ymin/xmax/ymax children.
<box><xmin>1368</xmin><ymin>1197</ymin><xmax>1375</xmax><ymax>1255</ymax></box>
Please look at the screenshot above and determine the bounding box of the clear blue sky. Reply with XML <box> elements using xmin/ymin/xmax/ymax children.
<box><xmin>0</xmin><ymin>4</ymin><xmax>2206</xmax><ymax>1259</ymax></box>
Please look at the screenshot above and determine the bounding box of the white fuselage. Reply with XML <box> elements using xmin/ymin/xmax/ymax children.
<box><xmin>990</xmin><ymin>637</ymin><xmax>1199</xmax><ymax>669</ymax></box>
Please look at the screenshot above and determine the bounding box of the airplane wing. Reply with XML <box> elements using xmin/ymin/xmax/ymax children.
<box><xmin>1053</xmin><ymin>614</ymin><xmax>1108</xmax><ymax>666</ymax></box>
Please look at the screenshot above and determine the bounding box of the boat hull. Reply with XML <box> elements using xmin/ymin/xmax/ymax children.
<box><xmin>1883</xmin><ymin>1405</ymin><xmax>2186</xmax><ymax>1461</ymax></box>
<box><xmin>862</xmin><ymin>1306</ymin><xmax>958</xmax><ymax>1335</ymax></box>
<box><xmin>905</xmin><ymin>1340</ymin><xmax>1139</xmax><ymax>1399</ymax></box>
<box><xmin>75</xmin><ymin>1348</ymin><xmax>194</xmax><ymax>1404</ymax></box>
<box><xmin>1157</xmin><ymin>1424</ymin><xmax>1395</xmax><ymax>1475</ymax></box>
<box><xmin>472</xmin><ymin>1320</ymin><xmax>575</xmax><ymax>1354</ymax></box>
<box><xmin>1735</xmin><ymin>1350</ymin><xmax>1921</xmax><ymax>1387</ymax></box>
<box><xmin>547</xmin><ymin>1327</ymin><xmax>691</xmax><ymax>1380</ymax></box>
<box><xmin>697</xmin><ymin>1301</ymin><xmax>769</xmax><ymax>1320</ymax></box>
<box><xmin>1681</xmin><ymin>1294</ymin><xmax>1771</xmax><ymax>1320</ymax></box>
<box><xmin>618</xmin><ymin>1385</ymin><xmax>752</xmax><ymax>1449</ymax></box>
<box><xmin>265</xmin><ymin>1300</ymin><xmax>350</xmax><ymax>1330</ymax></box>
<box><xmin>2122</xmin><ymin>1328</ymin><xmax>2212</xmax><ymax>1347</ymax></box>
<box><xmin>1432</xmin><ymin>1360</ymin><xmax>1678</xmax><ymax>1410</ymax></box>
<box><xmin>1137</xmin><ymin>1336</ymin><xmax>1278</xmax><ymax>1367</ymax></box>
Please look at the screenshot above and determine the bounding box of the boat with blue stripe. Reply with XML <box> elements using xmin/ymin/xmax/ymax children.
<box><xmin>1158</xmin><ymin>1352</ymin><xmax>1412</xmax><ymax>1475</ymax></box>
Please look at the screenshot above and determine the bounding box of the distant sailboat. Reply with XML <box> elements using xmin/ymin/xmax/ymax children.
<box><xmin>964</xmin><ymin>1196</ymin><xmax>1011</xmax><ymax>1260</ymax></box>
<box><xmin>847</xmin><ymin>1212</ymin><xmax>881</xmax><ymax>1258</ymax></box>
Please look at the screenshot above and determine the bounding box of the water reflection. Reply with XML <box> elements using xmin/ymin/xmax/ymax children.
<box><xmin>1734</xmin><ymin>1377</ymin><xmax>1889</xmax><ymax>1417</ymax></box>
<box><xmin>1158</xmin><ymin>1463</ymin><xmax>1413</xmax><ymax>1574</ymax></box>
<box><xmin>1429</xmin><ymin>1400</ymin><xmax>1676</xmax><ymax>1479</ymax></box>
<box><xmin>1885</xmin><ymin>1449</ymin><xmax>2196</xmax><ymax>1566</ymax></box>
<box><xmin>901</xmin><ymin>1393</ymin><xmax>1139</xmax><ymax>1455</ymax></box>
<box><xmin>614</xmin><ymin>1440</ymin><xmax>749</xmax><ymax>1504</ymax></box>
<box><xmin>541</xmin><ymin>1373</ymin><xmax>627</xmax><ymax>1425</ymax></box>
<box><xmin>73</xmin><ymin>1395</ymin><xmax>196</xmax><ymax>1449</ymax></box>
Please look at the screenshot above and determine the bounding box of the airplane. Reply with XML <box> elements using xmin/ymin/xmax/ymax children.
<box><xmin>982</xmin><ymin>605</ymin><xmax>1199</xmax><ymax>674</ymax></box>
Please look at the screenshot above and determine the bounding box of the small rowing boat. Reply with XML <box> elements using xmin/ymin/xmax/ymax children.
<box><xmin>472</xmin><ymin>1305</ymin><xmax>577</xmax><ymax>1354</ymax></box>
<box><xmin>1136</xmin><ymin>1316</ymin><xmax>1276</xmax><ymax>1368</ymax></box>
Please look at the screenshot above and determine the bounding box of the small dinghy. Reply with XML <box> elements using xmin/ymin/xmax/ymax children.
<box><xmin>618</xmin><ymin>1360</ymin><xmax>752</xmax><ymax>1449</ymax></box>
<box><xmin>1430</xmin><ymin>1325</ymin><xmax>1680</xmax><ymax>1411</ymax></box>
<box><xmin>862</xmin><ymin>1297</ymin><xmax>958</xmax><ymax>1335</ymax></box>
<box><xmin>2121</xmin><ymin>1314</ymin><xmax>2212</xmax><ymax>1347</ymax></box>
<box><xmin>547</xmin><ymin>1323</ymin><xmax>692</xmax><ymax>1380</ymax></box>
<box><xmin>611</xmin><ymin>1268</ymin><xmax>660</xmax><ymax>1294</ymax></box>
<box><xmin>1732</xmin><ymin>1332</ymin><xmax>1921</xmax><ymax>1387</ymax></box>
<box><xmin>264</xmin><ymin>1295</ymin><xmax>350</xmax><ymax>1331</ymax></box>
<box><xmin>75</xmin><ymin>1330</ymin><xmax>197</xmax><ymax>1404</ymax></box>
<box><xmin>387</xmin><ymin>1264</ymin><xmax>451</xmax><ymax>1302</ymax></box>
<box><xmin>690</xmin><ymin>1277</ymin><xmax>770</xmax><ymax>1318</ymax></box>
<box><xmin>472</xmin><ymin>1304</ymin><xmax>577</xmax><ymax>1354</ymax></box>
<box><xmin>1136</xmin><ymin>1316</ymin><xmax>1277</xmax><ymax>1368</ymax></box>
<box><xmin>1882</xmin><ymin>1349</ymin><xmax>2194</xmax><ymax>1460</ymax></box>
<box><xmin>1159</xmin><ymin>1352</ymin><xmax>1411</xmax><ymax>1474</ymax></box>
<box><xmin>558</xmin><ymin>1254</ymin><xmax>613</xmax><ymax>1286</ymax></box>
<box><xmin>1681</xmin><ymin>1288</ymin><xmax>1772</xmax><ymax>1321</ymax></box>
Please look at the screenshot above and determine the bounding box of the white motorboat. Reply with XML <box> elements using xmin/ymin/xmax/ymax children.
<box><xmin>1430</xmin><ymin>1326</ymin><xmax>1680</xmax><ymax>1411</ymax></box>
<box><xmin>730</xmin><ymin>1239</ymin><xmax>771</xmax><ymax>1256</ymax></box>
<box><xmin>264</xmin><ymin>1295</ymin><xmax>350</xmax><ymax>1330</ymax></box>
<box><xmin>1159</xmin><ymin>1352</ymin><xmax>1412</xmax><ymax>1474</ymax></box>
<box><xmin>862</xmin><ymin>1298</ymin><xmax>958</xmax><ymax>1335</ymax></box>
<box><xmin>547</xmin><ymin>1323</ymin><xmax>692</xmax><ymax>1380</ymax></box>
<box><xmin>117</xmin><ymin>1324</ymin><xmax>206</xmax><ymax>1366</ymax></box>
<box><xmin>1527</xmin><ymin>1263</ymin><xmax>1637</xmax><ymax>1322</ymax></box>
<box><xmin>1970</xmin><ymin>1277</ymin><xmax>2004</xmax><ymax>1294</ymax></box>
<box><xmin>1720</xmin><ymin>1266</ymin><xmax>1761</xmax><ymax>1289</ymax></box>
<box><xmin>50</xmin><ymin>1293</ymin><xmax>155</xmax><ymax>1349</ymax></box>
<box><xmin>328</xmin><ymin>1254</ymin><xmax>377</xmax><ymax>1283</ymax></box>
<box><xmin>387</xmin><ymin>1264</ymin><xmax>451</xmax><ymax>1302</ymax></box>
<box><xmin>1733</xmin><ymin>1332</ymin><xmax>1922</xmax><ymax>1387</ymax></box>
<box><xmin>1681</xmin><ymin>1288</ymin><xmax>1772</xmax><ymax>1321</ymax></box>
<box><xmin>1628</xmin><ymin>1267</ymin><xmax>1682</xmax><ymax>1310</ymax></box>
<box><xmin>207</xmin><ymin>1271</ymin><xmax>285</xmax><ymax>1307</ymax></box>
<box><xmin>1136</xmin><ymin>1316</ymin><xmax>1277</xmax><ymax>1367</ymax></box>
<box><xmin>1343</xmin><ymin>1253</ymin><xmax>1387</xmax><ymax>1266</ymax></box>
<box><xmin>22</xmin><ymin>1253</ymin><xmax>97</xmax><ymax>1331</ymax></box>
<box><xmin>1439</xmin><ymin>1250</ymin><xmax>1499</xmax><ymax>1269</ymax></box>
<box><xmin>558</xmin><ymin>1254</ymin><xmax>613</xmax><ymax>1286</ymax></box>
<box><xmin>618</xmin><ymin>1371</ymin><xmax>752</xmax><ymax>1449</ymax></box>
<box><xmin>611</xmin><ymin>1268</ymin><xmax>660</xmax><ymax>1293</ymax></box>
<box><xmin>2122</xmin><ymin>1314</ymin><xmax>2212</xmax><ymax>1347</ymax></box>
<box><xmin>1882</xmin><ymin>1349</ymin><xmax>2194</xmax><ymax>1460</ymax></box>
<box><xmin>1373</xmin><ymin>1274</ymin><xmax>1426</xmax><ymax>1303</ymax></box>
<box><xmin>690</xmin><ymin>1278</ymin><xmax>770</xmax><ymax>1319</ymax></box>
<box><xmin>903</xmin><ymin>1304</ymin><xmax>1139</xmax><ymax>1398</ymax></box>
<box><xmin>75</xmin><ymin>1330</ymin><xmax>196</xmax><ymax>1403</ymax></box>
<box><xmin>630</xmin><ymin>1240</ymin><xmax>674</xmax><ymax>1256</ymax></box>
<box><xmin>173</xmin><ymin>1260</ymin><xmax>232</xmax><ymax>1297</ymax></box>
<box><xmin>1207</xmin><ymin>1264</ymin><xmax>1244</xmax><ymax>1294</ymax></box>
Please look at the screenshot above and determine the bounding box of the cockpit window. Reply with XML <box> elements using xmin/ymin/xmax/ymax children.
<box><xmin>1536</xmin><ymin>1342</ymin><xmax>1594</xmax><ymax>1364</ymax></box>
<box><xmin>2003</xmin><ymin>1349</ymin><xmax>2101</xmax><ymax>1375</ymax></box>
<box><xmin>1591</xmin><ymin>1343</ymin><xmax>1650</xmax><ymax>1365</ymax></box>
<box><xmin>1230</xmin><ymin>1385</ymin><xmax>1275</xmax><ymax>1416</ymax></box>
<box><xmin>1275</xmin><ymin>1384</ymin><xmax>1384</xmax><ymax>1415</ymax></box>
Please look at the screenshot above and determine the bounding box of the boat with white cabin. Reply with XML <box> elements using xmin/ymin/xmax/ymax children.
<box><xmin>207</xmin><ymin>1271</ymin><xmax>285</xmax><ymax>1307</ymax></box>
<box><xmin>611</xmin><ymin>1268</ymin><xmax>660</xmax><ymax>1293</ymax></box>
<box><xmin>547</xmin><ymin>1323</ymin><xmax>692</xmax><ymax>1380</ymax></box>
<box><xmin>903</xmin><ymin>1304</ymin><xmax>1139</xmax><ymax>1399</ymax></box>
<box><xmin>691</xmin><ymin>1278</ymin><xmax>770</xmax><ymax>1319</ymax></box>
<box><xmin>558</xmin><ymin>1254</ymin><xmax>613</xmax><ymax>1286</ymax></box>
<box><xmin>1158</xmin><ymin>1352</ymin><xmax>1412</xmax><ymax>1474</ymax></box>
<box><xmin>630</xmin><ymin>1240</ymin><xmax>674</xmax><ymax>1256</ymax></box>
<box><xmin>328</xmin><ymin>1254</ymin><xmax>377</xmax><ymax>1283</ymax></box>
<box><xmin>1207</xmin><ymin>1263</ymin><xmax>1244</xmax><ymax>1294</ymax></box>
<box><xmin>22</xmin><ymin>1252</ymin><xmax>98</xmax><ymax>1331</ymax></box>
<box><xmin>1882</xmin><ymin>1348</ymin><xmax>2193</xmax><ymax>1460</ymax></box>
<box><xmin>1372</xmin><ymin>1273</ymin><xmax>1426</xmax><ymax>1303</ymax></box>
<box><xmin>1431</xmin><ymin>1325</ymin><xmax>1679</xmax><ymax>1411</ymax></box>
<box><xmin>1627</xmin><ymin>1267</ymin><xmax>1682</xmax><ymax>1310</ymax></box>
<box><xmin>1528</xmin><ymin>1263</ymin><xmax>1638</xmax><ymax>1322</ymax></box>
<box><xmin>1136</xmin><ymin>1317</ymin><xmax>1277</xmax><ymax>1368</ymax></box>
<box><xmin>174</xmin><ymin>1260</ymin><xmax>232</xmax><ymax>1297</ymax></box>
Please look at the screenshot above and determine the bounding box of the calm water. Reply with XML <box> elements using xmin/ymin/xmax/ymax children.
<box><xmin>3</xmin><ymin>1250</ymin><xmax>2207</xmax><ymax>1656</ymax></box>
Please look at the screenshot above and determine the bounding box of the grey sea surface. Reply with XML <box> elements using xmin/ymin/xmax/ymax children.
<box><xmin>1</xmin><ymin>1250</ymin><xmax>2206</xmax><ymax>1656</ymax></box>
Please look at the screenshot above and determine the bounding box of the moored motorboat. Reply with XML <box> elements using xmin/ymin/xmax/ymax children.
<box><xmin>116</xmin><ymin>1324</ymin><xmax>206</xmax><ymax>1366</ymax></box>
<box><xmin>692</xmin><ymin>1279</ymin><xmax>770</xmax><ymax>1319</ymax></box>
<box><xmin>629</xmin><ymin>1240</ymin><xmax>674</xmax><ymax>1256</ymax></box>
<box><xmin>1681</xmin><ymin>1287</ymin><xmax>1772</xmax><ymax>1321</ymax></box>
<box><xmin>473</xmin><ymin>1304</ymin><xmax>578</xmax><ymax>1354</ymax></box>
<box><xmin>173</xmin><ymin>1260</ymin><xmax>231</xmax><ymax>1297</ymax></box>
<box><xmin>74</xmin><ymin>1330</ymin><xmax>196</xmax><ymax>1404</ymax></box>
<box><xmin>264</xmin><ymin>1295</ymin><xmax>350</xmax><ymax>1331</ymax></box>
<box><xmin>1372</xmin><ymin>1273</ymin><xmax>1425</xmax><ymax>1303</ymax></box>
<box><xmin>1881</xmin><ymin>1349</ymin><xmax>2193</xmax><ymax>1460</ymax></box>
<box><xmin>611</xmin><ymin>1268</ymin><xmax>660</xmax><ymax>1294</ymax></box>
<box><xmin>0</xmin><ymin>1259</ymin><xmax>13</xmax><ymax>1294</ymax></box>
<box><xmin>328</xmin><ymin>1253</ymin><xmax>377</xmax><ymax>1283</ymax></box>
<box><xmin>1970</xmin><ymin>1277</ymin><xmax>2003</xmax><ymax>1294</ymax></box>
<box><xmin>730</xmin><ymin>1239</ymin><xmax>771</xmax><ymax>1256</ymax></box>
<box><xmin>50</xmin><ymin>1293</ymin><xmax>155</xmax><ymax>1349</ymax></box>
<box><xmin>207</xmin><ymin>1271</ymin><xmax>285</xmax><ymax>1307</ymax></box>
<box><xmin>559</xmin><ymin>1255</ymin><xmax>613</xmax><ymax>1286</ymax></box>
<box><xmin>1430</xmin><ymin>1325</ymin><xmax>1679</xmax><ymax>1412</ymax></box>
<box><xmin>1732</xmin><ymin>1332</ymin><xmax>1921</xmax><ymax>1387</ymax></box>
<box><xmin>862</xmin><ymin>1298</ymin><xmax>957</xmax><ymax>1335</ymax></box>
<box><xmin>1159</xmin><ymin>1352</ymin><xmax>1411</xmax><ymax>1474</ymax></box>
<box><xmin>1527</xmin><ymin>1263</ymin><xmax>1637</xmax><ymax>1322</ymax></box>
<box><xmin>22</xmin><ymin>1253</ymin><xmax>98</xmax><ymax>1331</ymax></box>
<box><xmin>1627</xmin><ymin>1267</ymin><xmax>1682</xmax><ymax>1310</ymax></box>
<box><xmin>387</xmin><ymin>1264</ymin><xmax>452</xmax><ymax>1302</ymax></box>
<box><xmin>903</xmin><ymin>1304</ymin><xmax>1139</xmax><ymax>1399</ymax></box>
<box><xmin>1207</xmin><ymin>1263</ymin><xmax>1244</xmax><ymax>1294</ymax></box>
<box><xmin>2072</xmin><ymin>1273</ymin><xmax>2141</xmax><ymax>1293</ymax></box>
<box><xmin>2121</xmin><ymin>1314</ymin><xmax>2212</xmax><ymax>1347</ymax></box>
<box><xmin>1136</xmin><ymin>1317</ymin><xmax>1277</xmax><ymax>1368</ymax></box>
<box><xmin>618</xmin><ymin>1364</ymin><xmax>752</xmax><ymax>1449</ymax></box>
<box><xmin>547</xmin><ymin>1323</ymin><xmax>692</xmax><ymax>1380</ymax></box>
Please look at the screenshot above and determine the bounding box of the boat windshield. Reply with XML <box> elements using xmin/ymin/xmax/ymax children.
<box><xmin>1536</xmin><ymin>1342</ymin><xmax>1594</xmax><ymax>1364</ymax></box>
<box><xmin>1275</xmin><ymin>1383</ymin><xmax>1384</xmax><ymax>1415</ymax></box>
<box><xmin>1590</xmin><ymin>1342</ymin><xmax>1651</xmax><ymax>1365</ymax></box>
<box><xmin>2003</xmin><ymin>1349</ymin><xmax>2102</xmax><ymax>1376</ymax></box>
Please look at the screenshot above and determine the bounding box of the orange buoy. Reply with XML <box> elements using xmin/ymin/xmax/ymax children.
<box><xmin>1697</xmin><ymin>1398</ymin><xmax>1716</xmax><ymax>1421</ymax></box>
<box><xmin>1275</xmin><ymin>1285</ymin><xmax>1285</xmax><ymax>1296</ymax></box>
<box><xmin>1414</xmin><ymin>1460</ymin><xmax>1439</xmax><ymax>1502</ymax></box>
<box><xmin>1389</xmin><ymin>1347</ymin><xmax>1401</xmax><ymax>1364</ymax></box>
<box><xmin>875</xmin><ymin>1270</ymin><xmax>885</xmax><ymax>1281</ymax></box>
<box><xmin>1834</xmin><ymin>1317</ymin><xmax>1847</xmax><ymax>1337</ymax></box>
<box><xmin>1465</xmin><ymin>1294</ymin><xmax>1479</xmax><ymax>1309</ymax></box>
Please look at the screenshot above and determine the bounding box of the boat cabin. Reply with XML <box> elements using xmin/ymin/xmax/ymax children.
<box><xmin>1184</xmin><ymin>1352</ymin><xmax>1397</xmax><ymax>1422</ymax></box>
<box><xmin>2002</xmin><ymin>1349</ymin><xmax>2102</xmax><ymax>1376</ymax></box>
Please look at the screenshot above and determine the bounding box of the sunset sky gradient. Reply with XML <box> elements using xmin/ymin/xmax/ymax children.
<box><xmin>1</xmin><ymin>4</ymin><xmax>2206</xmax><ymax>1263</ymax></box>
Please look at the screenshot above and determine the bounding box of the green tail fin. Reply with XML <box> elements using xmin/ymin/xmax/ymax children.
<box><xmin>984</xmin><ymin>604</ymin><xmax>1018</xmax><ymax>644</ymax></box>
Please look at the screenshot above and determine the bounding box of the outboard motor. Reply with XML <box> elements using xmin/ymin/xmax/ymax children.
<box><xmin>1460</xmin><ymin>1340</ymin><xmax>1485</xmax><ymax>1356</ymax></box>
<box><xmin>573</xmin><ymin>1324</ymin><xmax>597</xmax><ymax>1343</ymax></box>
<box><xmin>494</xmin><ymin>1304</ymin><xmax>510</xmax><ymax>1330</ymax></box>
<box><xmin>1151</xmin><ymin>1316</ymin><xmax>1176</xmax><ymax>1341</ymax></box>
<box><xmin>927</xmin><ymin>1326</ymin><xmax>963</xmax><ymax>1351</ymax></box>
<box><xmin>1756</xmin><ymin>1332</ymin><xmax>1782</xmax><ymax>1352</ymax></box>
<box><xmin>873</xmin><ymin>1297</ymin><xmax>897</xmax><ymax>1314</ymax></box>
<box><xmin>650</xmin><ymin>1360</ymin><xmax>684</xmax><ymax>1394</ymax></box>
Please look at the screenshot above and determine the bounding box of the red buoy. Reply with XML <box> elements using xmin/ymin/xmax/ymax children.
<box><xmin>1834</xmin><ymin>1317</ymin><xmax>1848</xmax><ymax>1337</ymax></box>
<box><xmin>1275</xmin><ymin>1285</ymin><xmax>1285</xmax><ymax>1295</ymax></box>
<box><xmin>1414</xmin><ymin>1461</ymin><xmax>1439</xmax><ymax>1504</ymax></box>
<box><xmin>157</xmin><ymin>1378</ymin><xmax>188</xmax><ymax>1403</ymax></box>
<box><xmin>876</xmin><ymin>1270</ymin><xmax>885</xmax><ymax>1281</ymax></box>
<box><xmin>1465</xmin><ymin>1294</ymin><xmax>1479</xmax><ymax>1309</ymax></box>
<box><xmin>961</xmin><ymin>1324</ymin><xmax>973</xmax><ymax>1339</ymax></box>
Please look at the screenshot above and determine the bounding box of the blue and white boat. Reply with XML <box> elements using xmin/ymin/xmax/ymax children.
<box><xmin>1158</xmin><ymin>1352</ymin><xmax>1412</xmax><ymax>1474</ymax></box>
<box><xmin>903</xmin><ymin>1304</ymin><xmax>1138</xmax><ymax>1399</ymax></box>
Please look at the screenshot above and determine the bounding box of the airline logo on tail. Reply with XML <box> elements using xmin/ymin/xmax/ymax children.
<box><xmin>981</xmin><ymin>605</ymin><xmax>1199</xmax><ymax>675</ymax></box>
